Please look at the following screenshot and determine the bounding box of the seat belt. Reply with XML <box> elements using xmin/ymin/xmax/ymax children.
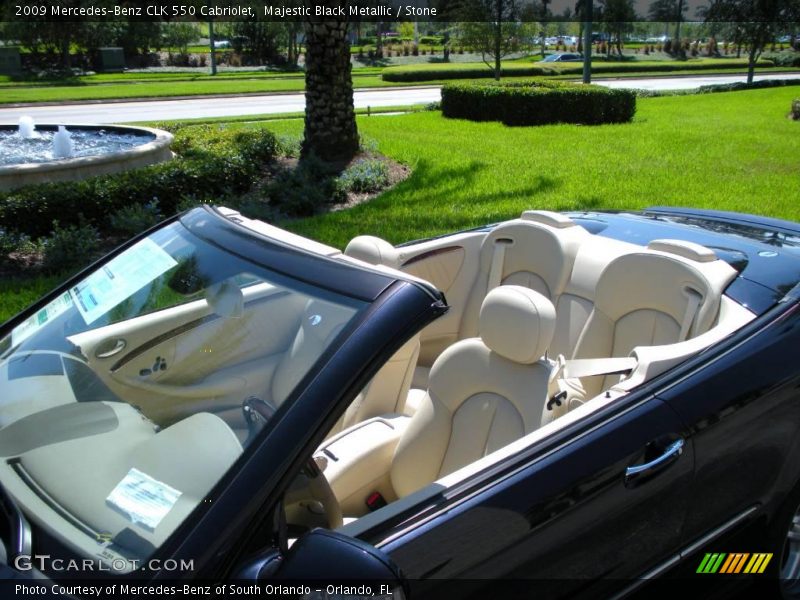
<box><xmin>563</xmin><ymin>357</ymin><xmax>638</xmax><ymax>379</ymax></box>
<box><xmin>679</xmin><ymin>288</ymin><xmax>703</xmax><ymax>341</ymax></box>
<box><xmin>487</xmin><ymin>239</ymin><xmax>511</xmax><ymax>292</ymax></box>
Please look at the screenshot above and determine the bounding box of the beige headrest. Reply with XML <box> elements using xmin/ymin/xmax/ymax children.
<box><xmin>647</xmin><ymin>239</ymin><xmax>717</xmax><ymax>263</ymax></box>
<box><xmin>303</xmin><ymin>298</ymin><xmax>354</xmax><ymax>342</ymax></box>
<box><xmin>479</xmin><ymin>286</ymin><xmax>556</xmax><ymax>364</ymax></box>
<box><xmin>344</xmin><ymin>235</ymin><xmax>399</xmax><ymax>268</ymax></box>
<box><xmin>520</xmin><ymin>210</ymin><xmax>577</xmax><ymax>229</ymax></box>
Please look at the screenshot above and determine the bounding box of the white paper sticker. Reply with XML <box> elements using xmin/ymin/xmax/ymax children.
<box><xmin>106</xmin><ymin>468</ymin><xmax>182</xmax><ymax>532</ymax></box>
<box><xmin>70</xmin><ymin>238</ymin><xmax>178</xmax><ymax>325</ymax></box>
<box><xmin>11</xmin><ymin>292</ymin><xmax>74</xmax><ymax>347</ymax></box>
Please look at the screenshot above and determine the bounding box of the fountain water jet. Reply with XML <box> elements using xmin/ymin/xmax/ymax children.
<box><xmin>18</xmin><ymin>116</ymin><xmax>36</xmax><ymax>139</ymax></box>
<box><xmin>52</xmin><ymin>126</ymin><xmax>74</xmax><ymax>159</ymax></box>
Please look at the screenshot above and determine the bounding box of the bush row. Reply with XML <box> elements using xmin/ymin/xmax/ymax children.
<box><xmin>382</xmin><ymin>64</ymin><xmax>557</xmax><ymax>82</ymax></box>
<box><xmin>441</xmin><ymin>80</ymin><xmax>636</xmax><ymax>126</ymax></box>
<box><xmin>0</xmin><ymin>125</ymin><xmax>280</xmax><ymax>239</ymax></box>
<box><xmin>763</xmin><ymin>51</ymin><xmax>800</xmax><ymax>68</ymax></box>
<box><xmin>697</xmin><ymin>78</ymin><xmax>800</xmax><ymax>94</ymax></box>
<box><xmin>381</xmin><ymin>58</ymin><xmax>777</xmax><ymax>83</ymax></box>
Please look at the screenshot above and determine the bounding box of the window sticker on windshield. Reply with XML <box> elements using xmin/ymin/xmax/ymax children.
<box><xmin>106</xmin><ymin>468</ymin><xmax>182</xmax><ymax>532</ymax></box>
<box><xmin>70</xmin><ymin>238</ymin><xmax>178</xmax><ymax>325</ymax></box>
<box><xmin>11</xmin><ymin>292</ymin><xmax>74</xmax><ymax>347</ymax></box>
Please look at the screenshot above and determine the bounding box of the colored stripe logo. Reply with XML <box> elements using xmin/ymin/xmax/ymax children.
<box><xmin>697</xmin><ymin>553</ymin><xmax>772</xmax><ymax>574</ymax></box>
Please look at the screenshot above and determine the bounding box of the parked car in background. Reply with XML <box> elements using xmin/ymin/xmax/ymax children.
<box><xmin>2</xmin><ymin>206</ymin><xmax>800</xmax><ymax>598</ymax></box>
<box><xmin>542</xmin><ymin>53</ymin><xmax>583</xmax><ymax>62</ymax></box>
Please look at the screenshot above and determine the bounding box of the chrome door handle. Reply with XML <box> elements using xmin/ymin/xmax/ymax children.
<box><xmin>625</xmin><ymin>438</ymin><xmax>684</xmax><ymax>486</ymax></box>
<box><xmin>95</xmin><ymin>339</ymin><xmax>126</xmax><ymax>359</ymax></box>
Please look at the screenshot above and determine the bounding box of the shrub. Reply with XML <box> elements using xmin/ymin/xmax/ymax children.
<box><xmin>383</xmin><ymin>64</ymin><xmax>556</xmax><ymax>82</ymax></box>
<box><xmin>697</xmin><ymin>78</ymin><xmax>800</xmax><ymax>94</ymax></box>
<box><xmin>265</xmin><ymin>155</ymin><xmax>345</xmax><ymax>217</ymax></box>
<box><xmin>381</xmin><ymin>58</ymin><xmax>776</xmax><ymax>83</ymax></box>
<box><xmin>336</xmin><ymin>159</ymin><xmax>390</xmax><ymax>194</ymax></box>
<box><xmin>762</xmin><ymin>50</ymin><xmax>800</xmax><ymax>68</ymax></box>
<box><xmin>42</xmin><ymin>221</ymin><xmax>100</xmax><ymax>274</ymax></box>
<box><xmin>109</xmin><ymin>200</ymin><xmax>163</xmax><ymax>235</ymax></box>
<box><xmin>0</xmin><ymin>127</ymin><xmax>279</xmax><ymax>239</ymax></box>
<box><xmin>793</xmin><ymin>99</ymin><xmax>800</xmax><ymax>120</ymax></box>
<box><xmin>441</xmin><ymin>80</ymin><xmax>636</xmax><ymax>126</ymax></box>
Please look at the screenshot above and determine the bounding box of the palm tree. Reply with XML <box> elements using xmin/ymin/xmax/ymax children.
<box><xmin>302</xmin><ymin>19</ymin><xmax>359</xmax><ymax>162</ymax></box>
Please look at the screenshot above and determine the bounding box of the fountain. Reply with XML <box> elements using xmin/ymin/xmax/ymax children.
<box><xmin>0</xmin><ymin>117</ymin><xmax>174</xmax><ymax>191</ymax></box>
<box><xmin>52</xmin><ymin>126</ymin><xmax>74</xmax><ymax>159</ymax></box>
<box><xmin>18</xmin><ymin>116</ymin><xmax>36</xmax><ymax>139</ymax></box>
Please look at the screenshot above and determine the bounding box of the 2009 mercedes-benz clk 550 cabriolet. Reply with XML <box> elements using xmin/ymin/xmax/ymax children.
<box><xmin>1</xmin><ymin>205</ymin><xmax>800</xmax><ymax>598</ymax></box>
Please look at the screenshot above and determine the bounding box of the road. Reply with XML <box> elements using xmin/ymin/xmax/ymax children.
<box><xmin>0</xmin><ymin>87</ymin><xmax>442</xmax><ymax>124</ymax></box>
<box><xmin>0</xmin><ymin>72</ymin><xmax>798</xmax><ymax>124</ymax></box>
<box><xmin>594</xmin><ymin>71</ymin><xmax>800</xmax><ymax>91</ymax></box>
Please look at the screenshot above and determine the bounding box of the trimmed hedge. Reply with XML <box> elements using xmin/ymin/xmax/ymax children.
<box><xmin>383</xmin><ymin>64</ymin><xmax>557</xmax><ymax>82</ymax></box>
<box><xmin>441</xmin><ymin>80</ymin><xmax>636</xmax><ymax>126</ymax></box>
<box><xmin>381</xmin><ymin>58</ymin><xmax>776</xmax><ymax>83</ymax></box>
<box><xmin>0</xmin><ymin>125</ymin><xmax>279</xmax><ymax>239</ymax></box>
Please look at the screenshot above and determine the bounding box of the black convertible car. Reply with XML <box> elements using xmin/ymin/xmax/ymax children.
<box><xmin>1</xmin><ymin>205</ymin><xmax>799</xmax><ymax>599</ymax></box>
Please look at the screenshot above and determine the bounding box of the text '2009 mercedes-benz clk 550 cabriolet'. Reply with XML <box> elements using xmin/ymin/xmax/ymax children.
<box><xmin>2</xmin><ymin>205</ymin><xmax>800</xmax><ymax>599</ymax></box>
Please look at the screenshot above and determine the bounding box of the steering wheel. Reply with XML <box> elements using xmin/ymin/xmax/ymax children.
<box><xmin>242</xmin><ymin>396</ymin><xmax>278</xmax><ymax>445</ymax></box>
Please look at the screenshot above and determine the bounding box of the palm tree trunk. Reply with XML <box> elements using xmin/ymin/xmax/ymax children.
<box><xmin>302</xmin><ymin>20</ymin><xmax>359</xmax><ymax>162</ymax></box>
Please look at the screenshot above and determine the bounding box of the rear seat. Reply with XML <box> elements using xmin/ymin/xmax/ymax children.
<box><xmin>568</xmin><ymin>239</ymin><xmax>737</xmax><ymax>399</ymax></box>
<box><xmin>343</xmin><ymin>211</ymin><xmax>740</xmax><ymax>423</ymax></box>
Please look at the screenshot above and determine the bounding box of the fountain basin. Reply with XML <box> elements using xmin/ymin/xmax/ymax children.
<box><xmin>0</xmin><ymin>124</ymin><xmax>174</xmax><ymax>191</ymax></box>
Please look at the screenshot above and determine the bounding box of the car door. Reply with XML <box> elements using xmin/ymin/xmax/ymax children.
<box><xmin>658</xmin><ymin>299</ymin><xmax>800</xmax><ymax>553</ymax></box>
<box><xmin>377</xmin><ymin>394</ymin><xmax>694</xmax><ymax>599</ymax></box>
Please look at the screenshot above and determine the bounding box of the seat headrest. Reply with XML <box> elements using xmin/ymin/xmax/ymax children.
<box><xmin>303</xmin><ymin>298</ymin><xmax>355</xmax><ymax>343</ymax></box>
<box><xmin>344</xmin><ymin>235</ymin><xmax>399</xmax><ymax>268</ymax></box>
<box><xmin>647</xmin><ymin>239</ymin><xmax>717</xmax><ymax>263</ymax></box>
<box><xmin>479</xmin><ymin>286</ymin><xmax>556</xmax><ymax>364</ymax></box>
<box><xmin>520</xmin><ymin>210</ymin><xmax>577</xmax><ymax>229</ymax></box>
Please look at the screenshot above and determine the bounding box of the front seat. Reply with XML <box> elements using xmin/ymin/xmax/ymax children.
<box><xmin>389</xmin><ymin>285</ymin><xmax>556</xmax><ymax>499</ymax></box>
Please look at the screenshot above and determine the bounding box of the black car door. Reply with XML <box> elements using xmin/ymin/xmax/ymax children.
<box><xmin>659</xmin><ymin>300</ymin><xmax>800</xmax><ymax>555</ymax></box>
<box><xmin>379</xmin><ymin>394</ymin><xmax>694</xmax><ymax>599</ymax></box>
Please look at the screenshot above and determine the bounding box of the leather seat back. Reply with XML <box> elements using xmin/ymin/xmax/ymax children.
<box><xmin>271</xmin><ymin>298</ymin><xmax>356</xmax><ymax>404</ymax></box>
<box><xmin>572</xmin><ymin>244</ymin><xmax>735</xmax><ymax>397</ymax></box>
<box><xmin>459</xmin><ymin>212</ymin><xmax>587</xmax><ymax>341</ymax></box>
<box><xmin>390</xmin><ymin>286</ymin><xmax>556</xmax><ymax>498</ymax></box>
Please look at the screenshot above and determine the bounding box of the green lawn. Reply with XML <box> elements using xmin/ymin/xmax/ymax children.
<box><xmin>264</xmin><ymin>86</ymin><xmax>800</xmax><ymax>248</ymax></box>
<box><xmin>1</xmin><ymin>57</ymin><xmax>794</xmax><ymax>104</ymax></box>
<box><xmin>1</xmin><ymin>87</ymin><xmax>797</xmax><ymax>323</ymax></box>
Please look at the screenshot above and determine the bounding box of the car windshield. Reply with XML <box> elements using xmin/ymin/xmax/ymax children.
<box><xmin>0</xmin><ymin>219</ymin><xmax>365</xmax><ymax>575</ymax></box>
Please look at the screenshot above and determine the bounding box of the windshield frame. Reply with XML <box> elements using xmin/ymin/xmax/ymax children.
<box><xmin>0</xmin><ymin>207</ymin><xmax>446</xmax><ymax>583</ymax></box>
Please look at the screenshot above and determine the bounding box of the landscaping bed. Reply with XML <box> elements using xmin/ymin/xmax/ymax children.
<box><xmin>0</xmin><ymin>124</ymin><xmax>405</xmax><ymax>283</ymax></box>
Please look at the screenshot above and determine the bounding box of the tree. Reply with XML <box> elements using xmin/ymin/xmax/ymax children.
<box><xmin>702</xmin><ymin>0</ymin><xmax>799</xmax><ymax>83</ymax></box>
<box><xmin>649</xmin><ymin>0</ymin><xmax>689</xmax><ymax>52</ymax></box>
<box><xmin>598</xmin><ymin>0</ymin><xmax>636</xmax><ymax>56</ymax></box>
<box><xmin>456</xmin><ymin>0</ymin><xmax>531</xmax><ymax>80</ymax></box>
<box><xmin>302</xmin><ymin>12</ymin><xmax>359</xmax><ymax>162</ymax></box>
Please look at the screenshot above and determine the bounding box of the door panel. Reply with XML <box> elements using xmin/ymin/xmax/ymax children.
<box><xmin>660</xmin><ymin>304</ymin><xmax>800</xmax><ymax>548</ymax></box>
<box><xmin>394</xmin><ymin>232</ymin><xmax>484</xmax><ymax>368</ymax></box>
<box><xmin>68</xmin><ymin>285</ymin><xmax>306</xmax><ymax>425</ymax></box>
<box><xmin>383</xmin><ymin>398</ymin><xmax>694</xmax><ymax>599</ymax></box>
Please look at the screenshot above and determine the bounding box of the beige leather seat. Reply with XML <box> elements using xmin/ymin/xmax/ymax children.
<box><xmin>271</xmin><ymin>297</ymin><xmax>420</xmax><ymax>436</ymax></box>
<box><xmin>389</xmin><ymin>285</ymin><xmax>556</xmax><ymax>499</ymax></box>
<box><xmin>571</xmin><ymin>243</ymin><xmax>732</xmax><ymax>398</ymax></box>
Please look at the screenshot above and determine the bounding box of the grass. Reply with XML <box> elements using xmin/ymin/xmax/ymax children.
<box><xmin>263</xmin><ymin>86</ymin><xmax>800</xmax><ymax>248</ymax></box>
<box><xmin>1</xmin><ymin>57</ymin><xmax>793</xmax><ymax>104</ymax></box>
<box><xmin>1</xmin><ymin>86</ymin><xmax>797</xmax><ymax>323</ymax></box>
